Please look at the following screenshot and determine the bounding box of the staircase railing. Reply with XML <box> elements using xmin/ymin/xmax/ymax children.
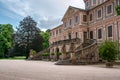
<box><xmin>75</xmin><ymin>39</ymin><xmax>99</xmax><ymax>63</ymax></box>
<box><xmin>30</xmin><ymin>48</ymin><xmax>50</xmax><ymax>60</ymax></box>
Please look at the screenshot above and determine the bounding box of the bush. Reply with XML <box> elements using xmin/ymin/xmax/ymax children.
<box><xmin>58</xmin><ymin>52</ymin><xmax>62</xmax><ymax>56</ymax></box>
<box><xmin>99</xmin><ymin>40</ymin><xmax>119</xmax><ymax>62</ymax></box>
<box><xmin>42</xmin><ymin>53</ymin><xmax>49</xmax><ymax>56</ymax></box>
<box><xmin>51</xmin><ymin>53</ymin><xmax>54</xmax><ymax>55</ymax></box>
<box><xmin>116</xmin><ymin>6</ymin><xmax>120</xmax><ymax>15</ymax></box>
<box><xmin>31</xmin><ymin>50</ymin><xmax>37</xmax><ymax>55</ymax></box>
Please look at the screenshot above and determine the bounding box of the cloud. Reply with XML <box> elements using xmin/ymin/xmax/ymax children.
<box><xmin>0</xmin><ymin>0</ymin><xmax>85</xmax><ymax>31</ymax></box>
<box><xmin>38</xmin><ymin>17</ymin><xmax>62</xmax><ymax>30</ymax></box>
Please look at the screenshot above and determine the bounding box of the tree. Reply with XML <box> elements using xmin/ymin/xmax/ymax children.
<box><xmin>30</xmin><ymin>34</ymin><xmax>43</xmax><ymax>52</ymax></box>
<box><xmin>15</xmin><ymin>16</ymin><xmax>43</xmax><ymax>59</ymax></box>
<box><xmin>0</xmin><ymin>24</ymin><xmax>14</xmax><ymax>58</ymax></box>
<box><xmin>40</xmin><ymin>31</ymin><xmax>50</xmax><ymax>50</ymax></box>
<box><xmin>116</xmin><ymin>6</ymin><xmax>120</xmax><ymax>15</ymax></box>
<box><xmin>99</xmin><ymin>40</ymin><xmax>119</xmax><ymax>67</ymax></box>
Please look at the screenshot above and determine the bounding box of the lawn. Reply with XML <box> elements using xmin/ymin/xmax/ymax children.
<box><xmin>0</xmin><ymin>56</ymin><xmax>26</xmax><ymax>60</ymax></box>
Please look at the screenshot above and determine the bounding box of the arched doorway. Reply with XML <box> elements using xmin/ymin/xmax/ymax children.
<box><xmin>68</xmin><ymin>33</ymin><xmax>71</xmax><ymax>40</ymax></box>
<box><xmin>56</xmin><ymin>48</ymin><xmax>59</xmax><ymax>60</ymax></box>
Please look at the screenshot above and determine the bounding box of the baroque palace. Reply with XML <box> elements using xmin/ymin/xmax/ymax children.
<box><xmin>48</xmin><ymin>0</ymin><xmax>120</xmax><ymax>64</ymax></box>
<box><xmin>49</xmin><ymin>0</ymin><xmax>120</xmax><ymax>62</ymax></box>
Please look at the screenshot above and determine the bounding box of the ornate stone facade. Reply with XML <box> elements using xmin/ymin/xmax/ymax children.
<box><xmin>49</xmin><ymin>0</ymin><xmax>120</xmax><ymax>63</ymax></box>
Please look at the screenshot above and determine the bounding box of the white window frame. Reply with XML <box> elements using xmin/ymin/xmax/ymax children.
<box><xmin>106</xmin><ymin>3</ymin><xmax>113</xmax><ymax>16</ymax></box>
<box><xmin>97</xmin><ymin>8</ymin><xmax>102</xmax><ymax>19</ymax></box>
<box><xmin>97</xmin><ymin>27</ymin><xmax>103</xmax><ymax>40</ymax></box>
<box><xmin>107</xmin><ymin>24</ymin><xmax>113</xmax><ymax>39</ymax></box>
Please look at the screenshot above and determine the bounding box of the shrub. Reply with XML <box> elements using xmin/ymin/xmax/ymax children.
<box><xmin>42</xmin><ymin>53</ymin><xmax>49</xmax><ymax>56</ymax></box>
<box><xmin>116</xmin><ymin>6</ymin><xmax>120</xmax><ymax>15</ymax></box>
<box><xmin>31</xmin><ymin>50</ymin><xmax>37</xmax><ymax>55</ymax></box>
<box><xmin>99</xmin><ymin>40</ymin><xmax>119</xmax><ymax>62</ymax></box>
<box><xmin>58</xmin><ymin>52</ymin><xmax>62</xmax><ymax>56</ymax></box>
<box><xmin>51</xmin><ymin>53</ymin><xmax>54</xmax><ymax>55</ymax></box>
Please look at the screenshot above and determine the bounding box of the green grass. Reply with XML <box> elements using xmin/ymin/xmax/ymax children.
<box><xmin>0</xmin><ymin>56</ymin><xmax>26</xmax><ymax>60</ymax></box>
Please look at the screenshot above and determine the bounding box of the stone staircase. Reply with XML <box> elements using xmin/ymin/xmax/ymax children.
<box><xmin>55</xmin><ymin>39</ymin><xmax>99</xmax><ymax>65</ymax></box>
<box><xmin>75</xmin><ymin>39</ymin><xmax>99</xmax><ymax>64</ymax></box>
<box><xmin>30</xmin><ymin>48</ymin><xmax>50</xmax><ymax>60</ymax></box>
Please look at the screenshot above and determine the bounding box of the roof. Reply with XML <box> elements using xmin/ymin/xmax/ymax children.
<box><xmin>50</xmin><ymin>24</ymin><xmax>63</xmax><ymax>31</ymax></box>
<box><xmin>62</xmin><ymin>6</ymin><xmax>86</xmax><ymax>21</ymax></box>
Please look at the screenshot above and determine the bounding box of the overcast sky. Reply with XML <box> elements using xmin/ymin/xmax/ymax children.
<box><xmin>0</xmin><ymin>0</ymin><xmax>85</xmax><ymax>31</ymax></box>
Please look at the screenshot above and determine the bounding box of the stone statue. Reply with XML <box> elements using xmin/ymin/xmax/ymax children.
<box><xmin>69</xmin><ymin>43</ymin><xmax>77</xmax><ymax>64</ymax></box>
<box><xmin>61</xmin><ymin>44</ymin><xmax>66</xmax><ymax>60</ymax></box>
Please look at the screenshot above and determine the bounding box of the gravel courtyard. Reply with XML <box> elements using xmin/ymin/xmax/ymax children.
<box><xmin>0</xmin><ymin>60</ymin><xmax>120</xmax><ymax>80</ymax></box>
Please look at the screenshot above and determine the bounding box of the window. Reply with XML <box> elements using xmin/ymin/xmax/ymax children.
<box><xmin>53</xmin><ymin>31</ymin><xmax>54</xmax><ymax>36</ymax></box>
<box><xmin>86</xmin><ymin>1</ymin><xmax>89</xmax><ymax>7</ymax></box>
<box><xmin>98</xmin><ymin>29</ymin><xmax>102</xmax><ymax>39</ymax></box>
<box><xmin>98</xmin><ymin>9</ymin><xmax>102</xmax><ymax>18</ymax></box>
<box><xmin>76</xmin><ymin>32</ymin><xmax>78</xmax><ymax>38</ymax></box>
<box><xmin>90</xmin><ymin>31</ymin><xmax>93</xmax><ymax>39</ymax></box>
<box><xmin>108</xmin><ymin>26</ymin><xmax>112</xmax><ymax>37</ymax></box>
<box><xmin>56</xmin><ymin>30</ymin><xmax>58</xmax><ymax>35</ymax></box>
<box><xmin>64</xmin><ymin>36</ymin><xmax>66</xmax><ymax>39</ymax></box>
<box><xmin>116</xmin><ymin>0</ymin><xmax>120</xmax><ymax>5</ymax></box>
<box><xmin>83</xmin><ymin>15</ymin><xmax>87</xmax><ymax>22</ymax></box>
<box><xmin>107</xmin><ymin>4</ymin><xmax>112</xmax><ymax>14</ymax></box>
<box><xmin>59</xmin><ymin>29</ymin><xmax>61</xmax><ymax>33</ymax></box>
<box><xmin>69</xmin><ymin>19</ymin><xmax>72</xmax><ymax>25</ymax></box>
<box><xmin>68</xmin><ymin>33</ymin><xmax>71</xmax><ymax>39</ymax></box>
<box><xmin>75</xmin><ymin>16</ymin><xmax>78</xmax><ymax>23</ymax></box>
<box><xmin>93</xmin><ymin>0</ymin><xmax>96</xmax><ymax>5</ymax></box>
<box><xmin>90</xmin><ymin>14</ymin><xmax>93</xmax><ymax>21</ymax></box>
<box><xmin>64</xmin><ymin>22</ymin><xmax>67</xmax><ymax>27</ymax></box>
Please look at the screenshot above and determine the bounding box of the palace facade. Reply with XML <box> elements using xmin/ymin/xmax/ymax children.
<box><xmin>49</xmin><ymin>0</ymin><xmax>120</xmax><ymax>62</ymax></box>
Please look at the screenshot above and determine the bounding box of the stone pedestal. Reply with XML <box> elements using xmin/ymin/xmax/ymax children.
<box><xmin>70</xmin><ymin>53</ymin><xmax>77</xmax><ymax>64</ymax></box>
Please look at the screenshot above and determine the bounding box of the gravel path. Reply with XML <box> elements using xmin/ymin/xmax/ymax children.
<box><xmin>0</xmin><ymin>60</ymin><xmax>120</xmax><ymax>80</ymax></box>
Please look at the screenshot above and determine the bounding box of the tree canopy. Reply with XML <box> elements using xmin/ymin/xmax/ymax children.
<box><xmin>40</xmin><ymin>31</ymin><xmax>50</xmax><ymax>50</ymax></box>
<box><xmin>0</xmin><ymin>24</ymin><xmax>14</xmax><ymax>58</ymax></box>
<box><xmin>14</xmin><ymin>16</ymin><xmax>43</xmax><ymax>59</ymax></box>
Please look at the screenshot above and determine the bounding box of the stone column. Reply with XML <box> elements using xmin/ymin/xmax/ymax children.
<box><xmin>103</xmin><ymin>25</ymin><xmax>106</xmax><ymax>41</ymax></box>
<box><xmin>114</xmin><ymin>21</ymin><xmax>118</xmax><ymax>41</ymax></box>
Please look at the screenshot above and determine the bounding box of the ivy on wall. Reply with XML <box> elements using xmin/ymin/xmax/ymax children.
<box><xmin>116</xmin><ymin>6</ymin><xmax>120</xmax><ymax>16</ymax></box>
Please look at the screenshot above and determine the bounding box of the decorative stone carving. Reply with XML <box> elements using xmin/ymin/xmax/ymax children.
<box><xmin>61</xmin><ymin>44</ymin><xmax>66</xmax><ymax>60</ymax></box>
<box><xmin>69</xmin><ymin>42</ymin><xmax>77</xmax><ymax>64</ymax></box>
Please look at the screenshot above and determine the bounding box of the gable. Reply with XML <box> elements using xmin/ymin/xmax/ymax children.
<box><xmin>62</xmin><ymin>6</ymin><xmax>80</xmax><ymax>21</ymax></box>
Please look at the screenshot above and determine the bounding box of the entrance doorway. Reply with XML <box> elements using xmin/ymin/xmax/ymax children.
<box><xmin>83</xmin><ymin>32</ymin><xmax>87</xmax><ymax>43</ymax></box>
<box><xmin>68</xmin><ymin>33</ymin><xmax>71</xmax><ymax>40</ymax></box>
<box><xmin>56</xmin><ymin>48</ymin><xmax>59</xmax><ymax>60</ymax></box>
